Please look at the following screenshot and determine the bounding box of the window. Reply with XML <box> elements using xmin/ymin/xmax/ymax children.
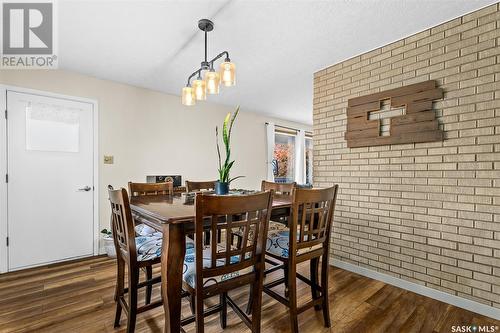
<box><xmin>267</xmin><ymin>124</ymin><xmax>313</xmax><ymax>185</ymax></box>
<box><xmin>305</xmin><ymin>137</ymin><xmax>313</xmax><ymax>185</ymax></box>
<box><xmin>273</xmin><ymin>132</ymin><xmax>295</xmax><ymax>183</ymax></box>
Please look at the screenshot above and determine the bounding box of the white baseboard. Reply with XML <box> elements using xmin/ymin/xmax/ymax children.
<box><xmin>331</xmin><ymin>259</ymin><xmax>500</xmax><ymax>320</ymax></box>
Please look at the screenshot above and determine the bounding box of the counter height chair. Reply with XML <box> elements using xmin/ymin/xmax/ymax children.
<box><xmin>261</xmin><ymin>180</ymin><xmax>296</xmax><ymax>195</ymax></box>
<box><xmin>242</xmin><ymin>181</ymin><xmax>296</xmax><ymax>313</ymax></box>
<box><xmin>128</xmin><ymin>181</ymin><xmax>173</xmax><ymax>237</ymax></box>
<box><xmin>261</xmin><ymin>180</ymin><xmax>296</xmax><ymax>224</ymax></box>
<box><xmin>185</xmin><ymin>180</ymin><xmax>216</xmax><ymax>192</ymax></box>
<box><xmin>233</xmin><ymin>180</ymin><xmax>296</xmax><ymax>253</ymax></box>
<box><xmin>263</xmin><ymin>186</ymin><xmax>338</xmax><ymax>333</ymax></box>
<box><xmin>185</xmin><ymin>180</ymin><xmax>218</xmax><ymax>245</ymax></box>
<box><xmin>181</xmin><ymin>191</ymin><xmax>274</xmax><ymax>333</ymax></box>
<box><xmin>108</xmin><ymin>187</ymin><xmax>165</xmax><ymax>333</ymax></box>
<box><xmin>128</xmin><ymin>181</ymin><xmax>174</xmax><ymax>196</ymax></box>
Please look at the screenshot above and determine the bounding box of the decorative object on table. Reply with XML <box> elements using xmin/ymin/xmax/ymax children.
<box><xmin>100</xmin><ymin>228</ymin><xmax>116</xmax><ymax>258</ymax></box>
<box><xmin>146</xmin><ymin>175</ymin><xmax>182</xmax><ymax>187</ymax></box>
<box><xmin>184</xmin><ymin>189</ymin><xmax>257</xmax><ymax>202</ymax></box>
<box><xmin>215</xmin><ymin>106</ymin><xmax>243</xmax><ymax>195</ymax></box>
<box><xmin>345</xmin><ymin>80</ymin><xmax>443</xmax><ymax>148</ymax></box>
<box><xmin>181</xmin><ymin>19</ymin><xmax>236</xmax><ymax>105</ymax></box>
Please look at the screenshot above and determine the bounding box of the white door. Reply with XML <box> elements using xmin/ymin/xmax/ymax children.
<box><xmin>7</xmin><ymin>90</ymin><xmax>95</xmax><ymax>270</ymax></box>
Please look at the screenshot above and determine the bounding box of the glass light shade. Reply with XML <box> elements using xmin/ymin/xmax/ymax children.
<box><xmin>192</xmin><ymin>79</ymin><xmax>206</xmax><ymax>100</ymax></box>
<box><xmin>220</xmin><ymin>61</ymin><xmax>236</xmax><ymax>86</ymax></box>
<box><xmin>205</xmin><ymin>71</ymin><xmax>220</xmax><ymax>94</ymax></box>
<box><xmin>181</xmin><ymin>86</ymin><xmax>196</xmax><ymax>106</ymax></box>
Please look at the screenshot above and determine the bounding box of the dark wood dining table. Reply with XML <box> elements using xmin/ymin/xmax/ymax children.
<box><xmin>129</xmin><ymin>192</ymin><xmax>292</xmax><ymax>333</ymax></box>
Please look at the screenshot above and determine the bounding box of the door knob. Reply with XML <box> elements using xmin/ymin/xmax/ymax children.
<box><xmin>78</xmin><ymin>186</ymin><xmax>92</xmax><ymax>191</ymax></box>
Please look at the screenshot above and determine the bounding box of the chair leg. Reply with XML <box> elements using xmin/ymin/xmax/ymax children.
<box><xmin>284</xmin><ymin>263</ymin><xmax>290</xmax><ymax>298</ymax></box>
<box><xmin>220</xmin><ymin>292</ymin><xmax>227</xmax><ymax>329</ymax></box>
<box><xmin>288</xmin><ymin>263</ymin><xmax>299</xmax><ymax>333</ymax></box>
<box><xmin>310</xmin><ymin>257</ymin><xmax>321</xmax><ymax>311</ymax></box>
<box><xmin>127</xmin><ymin>268</ymin><xmax>139</xmax><ymax>333</ymax></box>
<box><xmin>114</xmin><ymin>258</ymin><xmax>125</xmax><ymax>328</ymax></box>
<box><xmin>145</xmin><ymin>266</ymin><xmax>153</xmax><ymax>305</ymax></box>
<box><xmin>320</xmin><ymin>256</ymin><xmax>331</xmax><ymax>328</ymax></box>
<box><xmin>245</xmin><ymin>284</ymin><xmax>253</xmax><ymax>315</ymax></box>
<box><xmin>251</xmin><ymin>272</ymin><xmax>264</xmax><ymax>333</ymax></box>
<box><xmin>189</xmin><ymin>294</ymin><xmax>196</xmax><ymax>314</ymax></box>
<box><xmin>236</xmin><ymin>234</ymin><xmax>243</xmax><ymax>249</ymax></box>
<box><xmin>195</xmin><ymin>294</ymin><xmax>204</xmax><ymax>333</ymax></box>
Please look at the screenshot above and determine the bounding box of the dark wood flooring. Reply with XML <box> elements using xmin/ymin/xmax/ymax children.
<box><xmin>0</xmin><ymin>256</ymin><xmax>498</xmax><ymax>332</ymax></box>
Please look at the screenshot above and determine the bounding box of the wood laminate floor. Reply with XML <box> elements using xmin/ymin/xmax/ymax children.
<box><xmin>0</xmin><ymin>256</ymin><xmax>498</xmax><ymax>333</ymax></box>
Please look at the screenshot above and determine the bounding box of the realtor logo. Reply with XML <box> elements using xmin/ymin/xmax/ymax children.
<box><xmin>1</xmin><ymin>1</ymin><xmax>58</xmax><ymax>68</ymax></box>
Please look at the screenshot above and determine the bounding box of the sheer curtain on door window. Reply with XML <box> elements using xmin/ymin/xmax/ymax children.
<box><xmin>294</xmin><ymin>130</ymin><xmax>306</xmax><ymax>184</ymax></box>
<box><xmin>266</xmin><ymin>122</ymin><xmax>275</xmax><ymax>181</ymax></box>
<box><xmin>305</xmin><ymin>137</ymin><xmax>313</xmax><ymax>185</ymax></box>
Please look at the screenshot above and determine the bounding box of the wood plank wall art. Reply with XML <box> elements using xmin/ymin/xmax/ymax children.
<box><xmin>345</xmin><ymin>80</ymin><xmax>444</xmax><ymax>148</ymax></box>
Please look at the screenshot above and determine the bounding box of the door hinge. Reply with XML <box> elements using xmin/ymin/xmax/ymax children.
<box><xmin>4</xmin><ymin>109</ymin><xmax>7</xmax><ymax>119</ymax></box>
<box><xmin>5</xmin><ymin>174</ymin><xmax>7</xmax><ymax>183</ymax></box>
<box><xmin>6</xmin><ymin>237</ymin><xmax>8</xmax><ymax>247</ymax></box>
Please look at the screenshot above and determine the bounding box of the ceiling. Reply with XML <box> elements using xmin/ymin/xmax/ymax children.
<box><xmin>58</xmin><ymin>0</ymin><xmax>497</xmax><ymax>124</ymax></box>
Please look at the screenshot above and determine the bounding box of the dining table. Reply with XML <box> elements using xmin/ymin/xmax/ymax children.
<box><xmin>129</xmin><ymin>192</ymin><xmax>292</xmax><ymax>333</ymax></box>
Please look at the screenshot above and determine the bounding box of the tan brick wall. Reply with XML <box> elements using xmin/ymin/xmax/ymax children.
<box><xmin>313</xmin><ymin>3</ymin><xmax>500</xmax><ymax>308</ymax></box>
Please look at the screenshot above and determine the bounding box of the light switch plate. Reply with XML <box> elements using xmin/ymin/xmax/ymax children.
<box><xmin>104</xmin><ymin>155</ymin><xmax>114</xmax><ymax>164</ymax></box>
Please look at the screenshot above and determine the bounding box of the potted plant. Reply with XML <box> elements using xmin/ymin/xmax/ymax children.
<box><xmin>101</xmin><ymin>228</ymin><xmax>116</xmax><ymax>258</ymax></box>
<box><xmin>215</xmin><ymin>106</ymin><xmax>243</xmax><ymax>195</ymax></box>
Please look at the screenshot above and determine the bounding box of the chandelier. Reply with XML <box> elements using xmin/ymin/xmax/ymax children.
<box><xmin>181</xmin><ymin>19</ymin><xmax>236</xmax><ymax>106</ymax></box>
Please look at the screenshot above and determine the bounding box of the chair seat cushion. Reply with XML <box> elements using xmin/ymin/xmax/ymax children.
<box><xmin>135</xmin><ymin>223</ymin><xmax>162</xmax><ymax>238</ymax></box>
<box><xmin>265</xmin><ymin>221</ymin><xmax>322</xmax><ymax>259</ymax></box>
<box><xmin>136</xmin><ymin>235</ymin><xmax>162</xmax><ymax>261</ymax></box>
<box><xmin>183</xmin><ymin>239</ymin><xmax>252</xmax><ymax>289</ymax></box>
<box><xmin>231</xmin><ymin>219</ymin><xmax>282</xmax><ymax>238</ymax></box>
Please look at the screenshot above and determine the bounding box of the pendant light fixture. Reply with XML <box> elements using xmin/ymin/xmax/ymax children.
<box><xmin>181</xmin><ymin>19</ymin><xmax>236</xmax><ymax>105</ymax></box>
<box><xmin>192</xmin><ymin>75</ymin><xmax>206</xmax><ymax>100</ymax></box>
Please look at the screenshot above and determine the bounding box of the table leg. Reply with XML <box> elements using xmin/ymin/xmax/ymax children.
<box><xmin>161</xmin><ymin>223</ymin><xmax>185</xmax><ymax>333</ymax></box>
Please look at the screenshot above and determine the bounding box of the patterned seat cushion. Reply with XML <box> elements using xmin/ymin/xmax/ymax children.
<box><xmin>135</xmin><ymin>223</ymin><xmax>162</xmax><ymax>238</ymax></box>
<box><xmin>231</xmin><ymin>219</ymin><xmax>283</xmax><ymax>239</ymax></box>
<box><xmin>266</xmin><ymin>221</ymin><xmax>322</xmax><ymax>259</ymax></box>
<box><xmin>135</xmin><ymin>235</ymin><xmax>162</xmax><ymax>261</ymax></box>
<box><xmin>183</xmin><ymin>239</ymin><xmax>252</xmax><ymax>289</ymax></box>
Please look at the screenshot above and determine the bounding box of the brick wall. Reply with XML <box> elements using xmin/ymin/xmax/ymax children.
<box><xmin>313</xmin><ymin>3</ymin><xmax>500</xmax><ymax>308</ymax></box>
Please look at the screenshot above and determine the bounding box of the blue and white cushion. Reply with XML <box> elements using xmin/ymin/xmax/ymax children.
<box><xmin>135</xmin><ymin>223</ymin><xmax>162</xmax><ymax>238</ymax></box>
<box><xmin>136</xmin><ymin>235</ymin><xmax>162</xmax><ymax>261</ymax></box>
<box><xmin>266</xmin><ymin>221</ymin><xmax>322</xmax><ymax>259</ymax></box>
<box><xmin>183</xmin><ymin>239</ymin><xmax>252</xmax><ymax>289</ymax></box>
<box><xmin>135</xmin><ymin>223</ymin><xmax>153</xmax><ymax>235</ymax></box>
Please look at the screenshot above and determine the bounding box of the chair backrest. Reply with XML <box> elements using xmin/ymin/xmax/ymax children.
<box><xmin>186</xmin><ymin>180</ymin><xmax>216</xmax><ymax>192</ymax></box>
<box><xmin>261</xmin><ymin>180</ymin><xmax>296</xmax><ymax>196</ymax></box>
<box><xmin>128</xmin><ymin>181</ymin><xmax>173</xmax><ymax>197</ymax></box>
<box><xmin>108</xmin><ymin>187</ymin><xmax>137</xmax><ymax>263</ymax></box>
<box><xmin>194</xmin><ymin>191</ymin><xmax>274</xmax><ymax>288</ymax></box>
<box><xmin>289</xmin><ymin>186</ymin><xmax>338</xmax><ymax>256</ymax></box>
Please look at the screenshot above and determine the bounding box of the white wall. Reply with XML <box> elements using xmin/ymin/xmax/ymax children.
<box><xmin>0</xmin><ymin>69</ymin><xmax>310</xmax><ymax>241</ymax></box>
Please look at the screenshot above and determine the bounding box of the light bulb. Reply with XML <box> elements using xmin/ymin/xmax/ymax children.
<box><xmin>205</xmin><ymin>70</ymin><xmax>220</xmax><ymax>94</ymax></box>
<box><xmin>192</xmin><ymin>79</ymin><xmax>206</xmax><ymax>100</ymax></box>
<box><xmin>220</xmin><ymin>61</ymin><xmax>235</xmax><ymax>86</ymax></box>
<box><xmin>181</xmin><ymin>86</ymin><xmax>196</xmax><ymax>106</ymax></box>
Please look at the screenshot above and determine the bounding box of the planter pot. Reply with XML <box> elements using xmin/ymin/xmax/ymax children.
<box><xmin>215</xmin><ymin>181</ymin><xmax>229</xmax><ymax>195</ymax></box>
<box><xmin>101</xmin><ymin>235</ymin><xmax>116</xmax><ymax>258</ymax></box>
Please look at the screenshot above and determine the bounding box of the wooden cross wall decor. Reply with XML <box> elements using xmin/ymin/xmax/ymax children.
<box><xmin>345</xmin><ymin>80</ymin><xmax>444</xmax><ymax>148</ymax></box>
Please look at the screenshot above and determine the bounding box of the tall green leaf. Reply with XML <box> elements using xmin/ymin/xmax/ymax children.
<box><xmin>216</xmin><ymin>126</ymin><xmax>222</xmax><ymax>171</ymax></box>
<box><xmin>215</xmin><ymin>107</ymin><xmax>241</xmax><ymax>184</ymax></box>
